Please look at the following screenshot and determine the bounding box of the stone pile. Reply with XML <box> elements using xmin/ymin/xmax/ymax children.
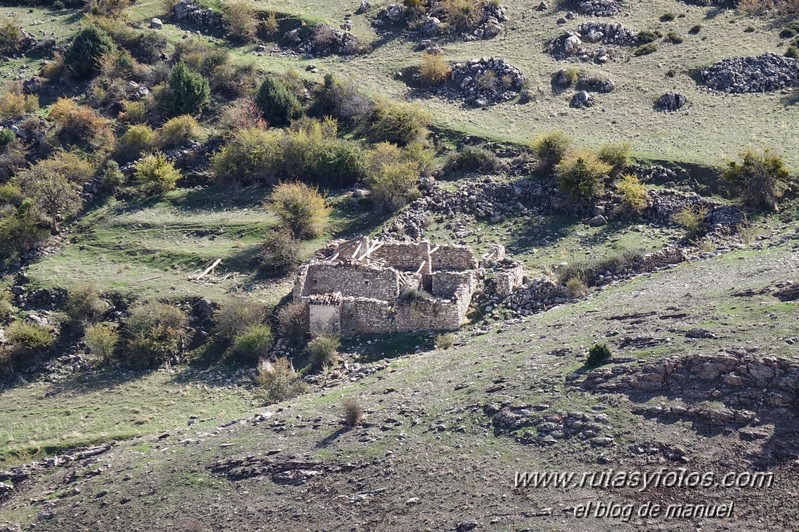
<box><xmin>655</xmin><ymin>91</ymin><xmax>687</xmax><ymax>111</ymax></box>
<box><xmin>172</xmin><ymin>0</ymin><xmax>224</xmax><ymax>26</ymax></box>
<box><xmin>549</xmin><ymin>23</ymin><xmax>636</xmax><ymax>62</ymax></box>
<box><xmin>577</xmin><ymin>21</ymin><xmax>637</xmax><ymax>45</ymax></box>
<box><xmin>576</xmin><ymin>0</ymin><xmax>623</xmax><ymax>16</ymax></box>
<box><xmin>447</xmin><ymin>57</ymin><xmax>524</xmax><ymax>105</ymax></box>
<box><xmin>373</xmin><ymin>1</ymin><xmax>507</xmax><ymax>40</ymax></box>
<box><xmin>284</xmin><ymin>23</ymin><xmax>364</xmax><ymax>56</ymax></box>
<box><xmin>701</xmin><ymin>53</ymin><xmax>799</xmax><ymax>93</ymax></box>
<box><xmin>501</xmin><ymin>278</ymin><xmax>571</xmax><ymax>315</ymax></box>
<box><xmin>485</xmin><ymin>402</ymin><xmax>612</xmax><ymax>445</ymax></box>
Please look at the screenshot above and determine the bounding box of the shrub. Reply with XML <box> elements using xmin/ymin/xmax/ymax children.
<box><xmin>6</xmin><ymin>321</ymin><xmax>54</xmax><ymax>352</ymax></box>
<box><xmin>341</xmin><ymin>398</ymin><xmax>364</xmax><ymax>426</ymax></box>
<box><xmin>556</xmin><ymin>149</ymin><xmax>612</xmax><ymax>203</ymax></box>
<box><xmin>49</xmin><ymin>98</ymin><xmax>113</xmax><ymax>152</ymax></box>
<box><xmin>277</xmin><ymin>301</ymin><xmax>309</xmax><ymax>347</ymax></box>
<box><xmin>65</xmin><ymin>26</ymin><xmax>115</xmax><ymax>81</ymax></box>
<box><xmin>158</xmin><ymin>115</ymin><xmax>203</xmax><ymax>148</ymax></box>
<box><xmin>565</xmin><ymin>276</ymin><xmax>588</xmax><ymax>298</ymax></box>
<box><xmin>218</xmin><ymin>98</ymin><xmax>266</xmax><ymax>131</ymax></box>
<box><xmin>134</xmin><ymin>153</ymin><xmax>182</xmax><ymax>195</ymax></box>
<box><xmin>0</xmin><ymin>19</ymin><xmax>22</xmax><ymax>55</ymax></box>
<box><xmin>162</xmin><ymin>62</ymin><xmax>210</xmax><ymax>118</ymax></box>
<box><xmin>671</xmin><ymin>205</ymin><xmax>708</xmax><ymax>240</ymax></box>
<box><xmin>399</xmin><ymin>286</ymin><xmax>432</xmax><ymax>302</ymax></box>
<box><xmin>0</xmin><ymin>90</ymin><xmax>38</xmax><ymax>120</ymax></box>
<box><xmin>212</xmin><ymin>127</ymin><xmax>280</xmax><ymax>183</ymax></box>
<box><xmin>125</xmin><ymin>301</ymin><xmax>188</xmax><ymax>369</ymax></box>
<box><xmin>531</xmin><ymin>130</ymin><xmax>571</xmax><ymax>170</ymax></box>
<box><xmin>597</xmin><ymin>142</ymin><xmax>632</xmax><ymax>173</ymax></box>
<box><xmin>0</xmin><ymin>200</ymin><xmax>48</xmax><ymax>260</ymax></box>
<box><xmin>0</xmin><ymin>128</ymin><xmax>15</xmax><ymax>151</ymax></box>
<box><xmin>117</xmin><ymin>124</ymin><xmax>156</xmax><ymax>162</ymax></box>
<box><xmin>256</xmin><ymin>74</ymin><xmax>301</xmax><ymax>128</ymax></box>
<box><xmin>261</xmin><ymin>227</ymin><xmax>301</xmax><ymax>275</ymax></box>
<box><xmin>787</xmin><ymin>46</ymin><xmax>799</xmax><ymax>59</ymax></box>
<box><xmin>210</xmin><ymin>62</ymin><xmax>256</xmax><ymax>98</ymax></box>
<box><xmin>222</xmin><ymin>0</ymin><xmax>258</xmax><ymax>42</ymax></box>
<box><xmin>270</xmin><ymin>182</ymin><xmax>331</xmax><ymax>239</ymax></box>
<box><xmin>84</xmin><ymin>323</ymin><xmax>119</xmax><ymax>361</ymax></box>
<box><xmin>637</xmin><ymin>30</ymin><xmax>661</xmax><ymax>44</ymax></box>
<box><xmin>724</xmin><ymin>149</ymin><xmax>793</xmax><ymax>211</ymax></box>
<box><xmin>435</xmin><ymin>333</ymin><xmax>456</xmax><ymax>350</ymax></box>
<box><xmin>367</xmin><ymin>101</ymin><xmax>429</xmax><ymax>146</ymax></box>
<box><xmin>442</xmin><ymin>0</ymin><xmax>482</xmax><ymax>32</ymax></box>
<box><xmin>634</xmin><ymin>43</ymin><xmax>658</xmax><ymax>56</ymax></box>
<box><xmin>689</xmin><ymin>24</ymin><xmax>702</xmax><ymax>35</ymax></box>
<box><xmin>263</xmin><ymin>12</ymin><xmax>279</xmax><ymax>38</ymax></box>
<box><xmin>586</xmin><ymin>343</ymin><xmax>611</xmax><ymax>366</ymax></box>
<box><xmin>119</xmin><ymin>100</ymin><xmax>148</xmax><ymax>124</ymax></box>
<box><xmin>173</xmin><ymin>38</ymin><xmax>229</xmax><ymax>76</ymax></box>
<box><xmin>666</xmin><ymin>31</ymin><xmax>684</xmax><ymax>44</ymax></box>
<box><xmin>101</xmin><ymin>160</ymin><xmax>126</xmax><ymax>192</ymax></box>
<box><xmin>659</xmin><ymin>12</ymin><xmax>676</xmax><ymax>21</ymax></box>
<box><xmin>256</xmin><ymin>357</ymin><xmax>309</xmax><ymax>403</ymax></box>
<box><xmin>0</xmin><ymin>290</ymin><xmax>14</xmax><ymax>323</ymax></box>
<box><xmin>419</xmin><ymin>53</ymin><xmax>452</xmax><ymax>86</ymax></box>
<box><xmin>310</xmin><ymin>74</ymin><xmax>375</xmax><ymax>127</ymax></box>
<box><xmin>213</xmin><ymin>299</ymin><xmax>268</xmax><ymax>340</ymax></box>
<box><xmin>14</xmin><ymin>152</ymin><xmax>89</xmax><ymax>230</ymax></box>
<box><xmin>443</xmin><ymin>145</ymin><xmax>500</xmax><ymax>173</ymax></box>
<box><xmin>367</xmin><ymin>160</ymin><xmax>421</xmax><ymax>212</ymax></box>
<box><xmin>306</xmin><ymin>334</ymin><xmax>340</xmax><ymax>370</ymax></box>
<box><xmin>66</xmin><ymin>283</ymin><xmax>108</xmax><ymax>323</ymax></box>
<box><xmin>615</xmin><ymin>173</ymin><xmax>649</xmax><ymax>214</ymax></box>
<box><xmin>232</xmin><ymin>324</ymin><xmax>273</xmax><ymax>363</ymax></box>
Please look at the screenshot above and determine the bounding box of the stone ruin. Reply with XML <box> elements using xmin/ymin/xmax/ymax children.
<box><xmin>701</xmin><ymin>53</ymin><xmax>799</xmax><ymax>94</ymax></box>
<box><xmin>283</xmin><ymin>23</ymin><xmax>364</xmax><ymax>56</ymax></box>
<box><xmin>548</xmin><ymin>22</ymin><xmax>638</xmax><ymax>63</ymax></box>
<box><xmin>373</xmin><ymin>1</ymin><xmax>507</xmax><ymax>41</ymax></box>
<box><xmin>292</xmin><ymin>237</ymin><xmax>493</xmax><ymax>337</ymax></box>
<box><xmin>172</xmin><ymin>0</ymin><xmax>224</xmax><ymax>27</ymax></box>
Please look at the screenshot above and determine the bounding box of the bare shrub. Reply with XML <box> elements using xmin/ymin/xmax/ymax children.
<box><xmin>342</xmin><ymin>398</ymin><xmax>364</xmax><ymax>426</ymax></box>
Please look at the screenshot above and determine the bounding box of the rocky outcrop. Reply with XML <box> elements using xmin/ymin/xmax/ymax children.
<box><xmin>445</xmin><ymin>57</ymin><xmax>525</xmax><ymax>106</ymax></box>
<box><xmin>373</xmin><ymin>1</ymin><xmax>507</xmax><ymax>40</ymax></box>
<box><xmin>172</xmin><ymin>0</ymin><xmax>224</xmax><ymax>26</ymax></box>
<box><xmin>485</xmin><ymin>402</ymin><xmax>612</xmax><ymax>445</ymax></box>
<box><xmin>283</xmin><ymin>23</ymin><xmax>365</xmax><ymax>56</ymax></box>
<box><xmin>548</xmin><ymin>22</ymin><xmax>637</xmax><ymax>61</ymax></box>
<box><xmin>575</xmin><ymin>0</ymin><xmax>624</xmax><ymax>16</ymax></box>
<box><xmin>701</xmin><ymin>53</ymin><xmax>799</xmax><ymax>94</ymax></box>
<box><xmin>655</xmin><ymin>91</ymin><xmax>687</xmax><ymax>112</ymax></box>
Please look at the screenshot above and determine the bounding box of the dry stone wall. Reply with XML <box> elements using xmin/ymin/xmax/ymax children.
<box><xmin>300</xmin><ymin>263</ymin><xmax>401</xmax><ymax>301</ymax></box>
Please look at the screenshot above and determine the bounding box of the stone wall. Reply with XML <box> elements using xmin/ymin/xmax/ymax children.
<box><xmin>431</xmin><ymin>245</ymin><xmax>478</xmax><ymax>271</ymax></box>
<box><xmin>300</xmin><ymin>263</ymin><xmax>400</xmax><ymax>301</ymax></box>
<box><xmin>338</xmin><ymin>297</ymin><xmax>463</xmax><ymax>336</ymax></box>
<box><xmin>430</xmin><ymin>271</ymin><xmax>476</xmax><ymax>299</ymax></box>
<box><xmin>308</xmin><ymin>303</ymin><xmax>341</xmax><ymax>336</ymax></box>
<box><xmin>372</xmin><ymin>242</ymin><xmax>431</xmax><ymax>272</ymax></box>
<box><xmin>493</xmin><ymin>263</ymin><xmax>525</xmax><ymax>298</ymax></box>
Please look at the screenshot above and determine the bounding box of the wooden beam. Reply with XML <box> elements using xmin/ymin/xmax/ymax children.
<box><xmin>415</xmin><ymin>260</ymin><xmax>426</xmax><ymax>274</ymax></box>
<box><xmin>196</xmin><ymin>258</ymin><xmax>222</xmax><ymax>280</ymax></box>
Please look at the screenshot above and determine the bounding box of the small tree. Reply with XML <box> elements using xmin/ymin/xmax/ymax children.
<box><xmin>134</xmin><ymin>153</ymin><xmax>182</xmax><ymax>195</ymax></box>
<box><xmin>163</xmin><ymin>62</ymin><xmax>210</xmax><ymax>118</ymax></box>
<box><xmin>84</xmin><ymin>324</ymin><xmax>119</xmax><ymax>362</ymax></box>
<box><xmin>556</xmin><ymin>149</ymin><xmax>612</xmax><ymax>203</ymax></box>
<box><xmin>269</xmin><ymin>182</ymin><xmax>331</xmax><ymax>239</ymax></box>
<box><xmin>724</xmin><ymin>149</ymin><xmax>793</xmax><ymax>211</ymax></box>
<box><xmin>20</xmin><ymin>170</ymin><xmax>83</xmax><ymax>230</ymax></box>
<box><xmin>255</xmin><ymin>74</ymin><xmax>301</xmax><ymax>128</ymax></box>
<box><xmin>277</xmin><ymin>301</ymin><xmax>309</xmax><ymax>347</ymax></box>
<box><xmin>125</xmin><ymin>301</ymin><xmax>188</xmax><ymax>369</ymax></box>
<box><xmin>65</xmin><ymin>26</ymin><xmax>115</xmax><ymax>81</ymax></box>
<box><xmin>586</xmin><ymin>343</ymin><xmax>611</xmax><ymax>366</ymax></box>
<box><xmin>261</xmin><ymin>227</ymin><xmax>301</xmax><ymax>274</ymax></box>
<box><xmin>531</xmin><ymin>131</ymin><xmax>571</xmax><ymax>170</ymax></box>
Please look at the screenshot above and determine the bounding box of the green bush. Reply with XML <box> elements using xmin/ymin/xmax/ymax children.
<box><xmin>557</xmin><ymin>248</ymin><xmax>644</xmax><ymax>286</ymax></box>
<box><xmin>101</xmin><ymin>160</ymin><xmax>126</xmax><ymax>193</ymax></box>
<box><xmin>66</xmin><ymin>283</ymin><xmax>108</xmax><ymax>323</ymax></box>
<box><xmin>232</xmin><ymin>324</ymin><xmax>273</xmax><ymax>363</ymax></box>
<box><xmin>117</xmin><ymin>124</ymin><xmax>156</xmax><ymax>162</ymax></box>
<box><xmin>556</xmin><ymin>149</ymin><xmax>613</xmax><ymax>203</ymax></box>
<box><xmin>256</xmin><ymin>357</ymin><xmax>309</xmax><ymax>404</ymax></box>
<box><xmin>723</xmin><ymin>149</ymin><xmax>793</xmax><ymax>211</ymax></box>
<box><xmin>125</xmin><ymin>301</ymin><xmax>188</xmax><ymax>369</ymax></box>
<box><xmin>786</xmin><ymin>46</ymin><xmax>799</xmax><ymax>59</ymax></box>
<box><xmin>270</xmin><ymin>181</ymin><xmax>330</xmax><ymax>239</ymax></box>
<box><xmin>261</xmin><ymin>227</ymin><xmax>301</xmax><ymax>275</ymax></box>
<box><xmin>597</xmin><ymin>142</ymin><xmax>632</xmax><ymax>173</ymax></box>
<box><xmin>659</xmin><ymin>12</ymin><xmax>676</xmax><ymax>21</ymax></box>
<box><xmin>531</xmin><ymin>130</ymin><xmax>571</xmax><ymax>170</ymax></box>
<box><xmin>586</xmin><ymin>343</ymin><xmax>611</xmax><ymax>366</ymax></box>
<box><xmin>277</xmin><ymin>301</ymin><xmax>309</xmax><ymax>347</ymax></box>
<box><xmin>213</xmin><ymin>299</ymin><xmax>268</xmax><ymax>341</ymax></box>
<box><xmin>84</xmin><ymin>323</ymin><xmax>119</xmax><ymax>362</ymax></box>
<box><xmin>0</xmin><ymin>291</ymin><xmax>14</xmax><ymax>323</ymax></box>
<box><xmin>671</xmin><ymin>205</ymin><xmax>708</xmax><ymax>240</ymax></box>
<box><xmin>689</xmin><ymin>24</ymin><xmax>702</xmax><ymax>35</ymax></box>
<box><xmin>435</xmin><ymin>333</ymin><xmax>456</xmax><ymax>350</ymax></box>
<box><xmin>0</xmin><ymin>200</ymin><xmax>48</xmax><ymax>262</ymax></box>
<box><xmin>0</xmin><ymin>18</ymin><xmax>22</xmax><ymax>55</ymax></box>
<box><xmin>256</xmin><ymin>74</ymin><xmax>301</xmax><ymax>128</ymax></box>
<box><xmin>222</xmin><ymin>0</ymin><xmax>258</xmax><ymax>42</ymax></box>
<box><xmin>443</xmin><ymin>145</ymin><xmax>500</xmax><ymax>173</ymax></box>
<box><xmin>367</xmin><ymin>160</ymin><xmax>421</xmax><ymax>213</ymax></box>
<box><xmin>212</xmin><ymin>127</ymin><xmax>281</xmax><ymax>184</ymax></box>
<box><xmin>173</xmin><ymin>37</ymin><xmax>229</xmax><ymax>76</ymax></box>
<box><xmin>366</xmin><ymin>101</ymin><xmax>429</xmax><ymax>146</ymax></box>
<box><xmin>565</xmin><ymin>276</ymin><xmax>588</xmax><ymax>298</ymax></box>
<box><xmin>634</xmin><ymin>43</ymin><xmax>658</xmax><ymax>56</ymax></box>
<box><xmin>637</xmin><ymin>30</ymin><xmax>661</xmax><ymax>44</ymax></box>
<box><xmin>6</xmin><ymin>321</ymin><xmax>54</xmax><ymax>352</ymax></box>
<box><xmin>0</xmin><ymin>128</ymin><xmax>15</xmax><ymax>151</ymax></box>
<box><xmin>134</xmin><ymin>153</ymin><xmax>182</xmax><ymax>196</ymax></box>
<box><xmin>666</xmin><ymin>31</ymin><xmax>684</xmax><ymax>44</ymax></box>
<box><xmin>306</xmin><ymin>334</ymin><xmax>340</xmax><ymax>370</ymax></box>
<box><xmin>615</xmin><ymin>174</ymin><xmax>649</xmax><ymax>215</ymax></box>
<box><xmin>158</xmin><ymin>115</ymin><xmax>203</xmax><ymax>148</ymax></box>
<box><xmin>65</xmin><ymin>26</ymin><xmax>115</xmax><ymax>81</ymax></box>
<box><xmin>310</xmin><ymin>73</ymin><xmax>375</xmax><ymax>127</ymax></box>
<box><xmin>162</xmin><ymin>62</ymin><xmax>210</xmax><ymax>118</ymax></box>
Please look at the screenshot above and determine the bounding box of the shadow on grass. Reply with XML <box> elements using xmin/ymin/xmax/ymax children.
<box><xmin>315</xmin><ymin>426</ymin><xmax>352</xmax><ymax>449</ymax></box>
<box><xmin>344</xmin><ymin>332</ymin><xmax>436</xmax><ymax>363</ymax></box>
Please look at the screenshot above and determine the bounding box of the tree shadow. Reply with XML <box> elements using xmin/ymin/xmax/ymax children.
<box><xmin>315</xmin><ymin>426</ymin><xmax>351</xmax><ymax>448</ymax></box>
<box><xmin>780</xmin><ymin>89</ymin><xmax>799</xmax><ymax>106</ymax></box>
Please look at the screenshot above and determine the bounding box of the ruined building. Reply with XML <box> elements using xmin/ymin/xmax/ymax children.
<box><xmin>292</xmin><ymin>237</ymin><xmax>483</xmax><ymax>337</ymax></box>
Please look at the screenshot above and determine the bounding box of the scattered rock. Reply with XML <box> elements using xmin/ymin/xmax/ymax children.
<box><xmin>655</xmin><ymin>91</ymin><xmax>687</xmax><ymax>112</ymax></box>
